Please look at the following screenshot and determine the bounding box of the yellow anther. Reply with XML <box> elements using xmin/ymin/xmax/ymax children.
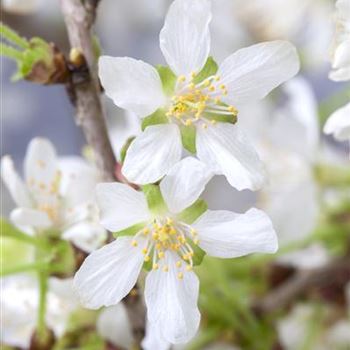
<box><xmin>144</xmin><ymin>255</ymin><xmax>150</xmax><ymax>262</ymax></box>
<box><xmin>202</xmin><ymin>124</ymin><xmax>208</xmax><ymax>129</ymax></box>
<box><xmin>163</xmin><ymin>265</ymin><xmax>169</xmax><ymax>272</ymax></box>
<box><xmin>155</xmin><ymin>243</ymin><xmax>162</xmax><ymax>250</ymax></box>
<box><xmin>152</xmin><ymin>233</ymin><xmax>159</xmax><ymax>240</ymax></box>
<box><xmin>190</xmin><ymin>71</ymin><xmax>197</xmax><ymax>79</ymax></box>
<box><xmin>166</xmin><ymin>218</ymin><xmax>173</xmax><ymax>225</ymax></box>
<box><xmin>208</xmin><ymin>85</ymin><xmax>215</xmax><ymax>92</ymax></box>
<box><xmin>176</xmin><ymin>261</ymin><xmax>182</xmax><ymax>268</ymax></box>
<box><xmin>185</xmin><ymin>119</ymin><xmax>193</xmax><ymax>126</ymax></box>
<box><xmin>214</xmin><ymin>75</ymin><xmax>221</xmax><ymax>81</ymax></box>
<box><xmin>214</xmin><ymin>97</ymin><xmax>221</xmax><ymax>104</ymax></box>
<box><xmin>183</xmin><ymin>254</ymin><xmax>189</xmax><ymax>261</ymax></box>
<box><xmin>143</xmin><ymin>228</ymin><xmax>150</xmax><ymax>235</ymax></box>
<box><xmin>219</xmin><ymin>84</ymin><xmax>226</xmax><ymax>90</ymax></box>
<box><xmin>142</xmin><ymin>247</ymin><xmax>148</xmax><ymax>254</ymax></box>
<box><xmin>169</xmin><ymin>228</ymin><xmax>176</xmax><ymax>235</ymax></box>
<box><xmin>210</xmin><ymin>120</ymin><xmax>217</xmax><ymax>125</ymax></box>
<box><xmin>194</xmin><ymin>238</ymin><xmax>199</xmax><ymax>245</ymax></box>
<box><xmin>189</xmin><ymin>83</ymin><xmax>196</xmax><ymax>90</ymax></box>
<box><xmin>190</xmin><ymin>228</ymin><xmax>197</xmax><ymax>235</ymax></box>
<box><xmin>158</xmin><ymin>251</ymin><xmax>165</xmax><ymax>259</ymax></box>
<box><xmin>186</xmin><ymin>265</ymin><xmax>193</xmax><ymax>271</ymax></box>
<box><xmin>203</xmin><ymin>80</ymin><xmax>210</xmax><ymax>87</ymax></box>
<box><xmin>178</xmin><ymin>272</ymin><xmax>184</xmax><ymax>280</ymax></box>
<box><xmin>228</xmin><ymin>106</ymin><xmax>238</xmax><ymax>114</ymax></box>
<box><xmin>178</xmin><ymin>75</ymin><xmax>186</xmax><ymax>82</ymax></box>
<box><xmin>153</xmin><ymin>263</ymin><xmax>159</xmax><ymax>270</ymax></box>
<box><xmin>131</xmin><ymin>240</ymin><xmax>138</xmax><ymax>247</ymax></box>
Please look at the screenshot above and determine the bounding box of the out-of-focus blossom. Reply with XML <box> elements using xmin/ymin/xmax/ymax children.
<box><xmin>329</xmin><ymin>0</ymin><xmax>350</xmax><ymax>82</ymax></box>
<box><xmin>324</xmin><ymin>102</ymin><xmax>350</xmax><ymax>142</ymax></box>
<box><xmin>0</xmin><ymin>274</ymin><xmax>77</xmax><ymax>348</ymax></box>
<box><xmin>99</xmin><ymin>0</ymin><xmax>299</xmax><ymax>190</ymax></box>
<box><xmin>278</xmin><ymin>284</ymin><xmax>350</xmax><ymax>350</ymax></box>
<box><xmin>1</xmin><ymin>138</ymin><xmax>106</xmax><ymax>252</ymax></box>
<box><xmin>74</xmin><ymin>157</ymin><xmax>277</xmax><ymax>344</ymax></box>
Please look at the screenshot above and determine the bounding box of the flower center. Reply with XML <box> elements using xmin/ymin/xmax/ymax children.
<box><xmin>166</xmin><ymin>73</ymin><xmax>238</xmax><ymax>128</ymax></box>
<box><xmin>131</xmin><ymin>217</ymin><xmax>199</xmax><ymax>279</ymax></box>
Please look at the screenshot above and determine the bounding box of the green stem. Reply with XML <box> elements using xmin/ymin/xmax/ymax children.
<box><xmin>0</xmin><ymin>22</ymin><xmax>29</xmax><ymax>49</ymax></box>
<box><xmin>1</xmin><ymin>261</ymin><xmax>50</xmax><ymax>276</ymax></box>
<box><xmin>37</xmin><ymin>270</ymin><xmax>49</xmax><ymax>339</ymax></box>
<box><xmin>0</xmin><ymin>43</ymin><xmax>22</xmax><ymax>60</ymax></box>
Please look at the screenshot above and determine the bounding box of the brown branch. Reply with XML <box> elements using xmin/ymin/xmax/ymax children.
<box><xmin>254</xmin><ymin>256</ymin><xmax>350</xmax><ymax>315</ymax></box>
<box><xmin>59</xmin><ymin>0</ymin><xmax>146</xmax><ymax>346</ymax></box>
<box><xmin>60</xmin><ymin>0</ymin><xmax>116</xmax><ymax>181</ymax></box>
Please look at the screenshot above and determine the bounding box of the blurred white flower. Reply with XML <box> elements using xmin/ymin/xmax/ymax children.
<box><xmin>324</xmin><ymin>102</ymin><xmax>350</xmax><ymax>142</ymax></box>
<box><xmin>329</xmin><ymin>0</ymin><xmax>350</xmax><ymax>82</ymax></box>
<box><xmin>1</xmin><ymin>0</ymin><xmax>39</xmax><ymax>14</ymax></box>
<box><xmin>74</xmin><ymin>157</ymin><xmax>277</xmax><ymax>344</ymax></box>
<box><xmin>0</xmin><ymin>274</ymin><xmax>77</xmax><ymax>348</ymax></box>
<box><xmin>99</xmin><ymin>0</ymin><xmax>299</xmax><ymax>190</ymax></box>
<box><xmin>1</xmin><ymin>138</ymin><xmax>106</xmax><ymax>252</ymax></box>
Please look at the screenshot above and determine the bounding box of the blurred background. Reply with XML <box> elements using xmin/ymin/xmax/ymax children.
<box><xmin>1</xmin><ymin>0</ymin><xmax>350</xmax><ymax>349</ymax></box>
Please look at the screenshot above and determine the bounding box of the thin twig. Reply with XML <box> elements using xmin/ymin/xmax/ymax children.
<box><xmin>60</xmin><ymin>0</ymin><xmax>116</xmax><ymax>181</ymax></box>
<box><xmin>254</xmin><ymin>257</ymin><xmax>350</xmax><ymax>315</ymax></box>
<box><xmin>59</xmin><ymin>0</ymin><xmax>146</xmax><ymax>345</ymax></box>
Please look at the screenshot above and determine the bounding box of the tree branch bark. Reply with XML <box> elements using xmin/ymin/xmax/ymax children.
<box><xmin>59</xmin><ymin>0</ymin><xmax>146</xmax><ymax>346</ymax></box>
<box><xmin>60</xmin><ymin>0</ymin><xmax>115</xmax><ymax>182</ymax></box>
<box><xmin>253</xmin><ymin>256</ymin><xmax>350</xmax><ymax>315</ymax></box>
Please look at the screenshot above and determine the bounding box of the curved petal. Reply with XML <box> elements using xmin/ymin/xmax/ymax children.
<box><xmin>196</xmin><ymin>123</ymin><xmax>265</xmax><ymax>191</ymax></box>
<box><xmin>1</xmin><ymin>156</ymin><xmax>32</xmax><ymax>208</ymax></box>
<box><xmin>159</xmin><ymin>0</ymin><xmax>211</xmax><ymax>76</ymax></box>
<box><xmin>122</xmin><ymin>124</ymin><xmax>182</xmax><ymax>184</ymax></box>
<box><xmin>74</xmin><ymin>237</ymin><xmax>144</xmax><ymax>309</ymax></box>
<box><xmin>24</xmin><ymin>137</ymin><xmax>57</xmax><ymax>188</ymax></box>
<box><xmin>10</xmin><ymin>208</ymin><xmax>52</xmax><ymax>228</ymax></box>
<box><xmin>142</xmin><ymin>321</ymin><xmax>170</xmax><ymax>350</ymax></box>
<box><xmin>160</xmin><ymin>157</ymin><xmax>213</xmax><ymax>214</ymax></box>
<box><xmin>99</xmin><ymin>56</ymin><xmax>165</xmax><ymax>117</ymax></box>
<box><xmin>217</xmin><ymin>41</ymin><xmax>300</xmax><ymax>106</ymax></box>
<box><xmin>145</xmin><ymin>252</ymin><xmax>200</xmax><ymax>344</ymax></box>
<box><xmin>324</xmin><ymin>102</ymin><xmax>350</xmax><ymax>141</ymax></box>
<box><xmin>193</xmin><ymin>208</ymin><xmax>278</xmax><ymax>258</ymax></box>
<box><xmin>96</xmin><ymin>183</ymin><xmax>150</xmax><ymax>232</ymax></box>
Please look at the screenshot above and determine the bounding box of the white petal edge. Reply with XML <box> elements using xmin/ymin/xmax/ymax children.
<box><xmin>196</xmin><ymin>123</ymin><xmax>266</xmax><ymax>191</ymax></box>
<box><xmin>122</xmin><ymin>124</ymin><xmax>183</xmax><ymax>184</ymax></box>
<box><xmin>142</xmin><ymin>321</ymin><xmax>170</xmax><ymax>350</ymax></box>
<box><xmin>73</xmin><ymin>237</ymin><xmax>144</xmax><ymax>309</ymax></box>
<box><xmin>1</xmin><ymin>156</ymin><xmax>32</xmax><ymax>207</ymax></box>
<box><xmin>192</xmin><ymin>208</ymin><xmax>278</xmax><ymax>258</ymax></box>
<box><xmin>10</xmin><ymin>208</ymin><xmax>52</xmax><ymax>228</ymax></box>
<box><xmin>99</xmin><ymin>56</ymin><xmax>165</xmax><ymax>118</ymax></box>
<box><xmin>96</xmin><ymin>182</ymin><xmax>150</xmax><ymax>232</ymax></box>
<box><xmin>159</xmin><ymin>0</ymin><xmax>211</xmax><ymax>76</ymax></box>
<box><xmin>160</xmin><ymin>157</ymin><xmax>213</xmax><ymax>214</ymax></box>
<box><xmin>323</xmin><ymin>102</ymin><xmax>350</xmax><ymax>141</ymax></box>
<box><xmin>145</xmin><ymin>252</ymin><xmax>200</xmax><ymax>344</ymax></box>
<box><xmin>217</xmin><ymin>41</ymin><xmax>300</xmax><ymax>106</ymax></box>
<box><xmin>24</xmin><ymin>137</ymin><xmax>58</xmax><ymax>188</ymax></box>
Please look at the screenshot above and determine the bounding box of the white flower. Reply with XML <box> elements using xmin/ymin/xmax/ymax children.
<box><xmin>74</xmin><ymin>157</ymin><xmax>278</xmax><ymax>344</ymax></box>
<box><xmin>324</xmin><ymin>102</ymin><xmax>350</xmax><ymax>142</ymax></box>
<box><xmin>0</xmin><ymin>274</ymin><xmax>78</xmax><ymax>348</ymax></box>
<box><xmin>98</xmin><ymin>0</ymin><xmax>299</xmax><ymax>191</ymax></box>
<box><xmin>1</xmin><ymin>138</ymin><xmax>106</xmax><ymax>252</ymax></box>
<box><xmin>329</xmin><ymin>0</ymin><xmax>350</xmax><ymax>81</ymax></box>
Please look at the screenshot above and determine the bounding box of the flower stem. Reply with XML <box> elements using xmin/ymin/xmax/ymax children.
<box><xmin>0</xmin><ymin>261</ymin><xmax>50</xmax><ymax>277</ymax></box>
<box><xmin>37</xmin><ymin>269</ymin><xmax>49</xmax><ymax>339</ymax></box>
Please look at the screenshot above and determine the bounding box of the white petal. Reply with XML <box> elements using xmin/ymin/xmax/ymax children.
<box><xmin>159</xmin><ymin>0</ymin><xmax>211</xmax><ymax>76</ymax></box>
<box><xmin>324</xmin><ymin>102</ymin><xmax>350</xmax><ymax>141</ymax></box>
<box><xmin>58</xmin><ymin>157</ymin><xmax>98</xmax><ymax>207</ymax></box>
<box><xmin>122</xmin><ymin>124</ymin><xmax>182</xmax><ymax>184</ymax></box>
<box><xmin>96</xmin><ymin>183</ymin><xmax>150</xmax><ymax>232</ymax></box>
<box><xmin>196</xmin><ymin>123</ymin><xmax>265</xmax><ymax>191</ymax></box>
<box><xmin>1</xmin><ymin>156</ymin><xmax>32</xmax><ymax>207</ymax></box>
<box><xmin>192</xmin><ymin>208</ymin><xmax>278</xmax><ymax>258</ymax></box>
<box><xmin>62</xmin><ymin>222</ymin><xmax>107</xmax><ymax>253</ymax></box>
<box><xmin>145</xmin><ymin>252</ymin><xmax>200</xmax><ymax>344</ymax></box>
<box><xmin>333</xmin><ymin>40</ymin><xmax>350</xmax><ymax>69</ymax></box>
<box><xmin>97</xmin><ymin>304</ymin><xmax>134</xmax><ymax>349</ymax></box>
<box><xmin>160</xmin><ymin>157</ymin><xmax>213</xmax><ymax>214</ymax></box>
<box><xmin>74</xmin><ymin>237</ymin><xmax>144</xmax><ymax>309</ymax></box>
<box><xmin>24</xmin><ymin>137</ymin><xmax>58</xmax><ymax>188</ymax></box>
<box><xmin>99</xmin><ymin>56</ymin><xmax>165</xmax><ymax>117</ymax></box>
<box><xmin>217</xmin><ymin>41</ymin><xmax>300</xmax><ymax>106</ymax></box>
<box><xmin>10</xmin><ymin>208</ymin><xmax>52</xmax><ymax>228</ymax></box>
<box><xmin>329</xmin><ymin>67</ymin><xmax>350</xmax><ymax>81</ymax></box>
<box><xmin>142</xmin><ymin>321</ymin><xmax>170</xmax><ymax>350</ymax></box>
